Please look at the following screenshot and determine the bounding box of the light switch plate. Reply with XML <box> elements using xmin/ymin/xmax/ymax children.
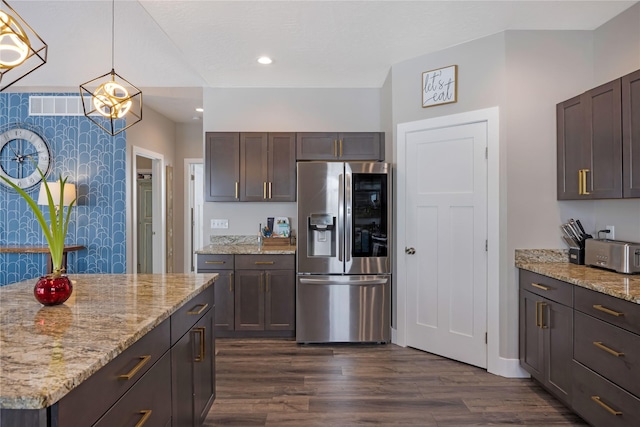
<box><xmin>211</xmin><ymin>219</ymin><xmax>229</xmax><ymax>229</ymax></box>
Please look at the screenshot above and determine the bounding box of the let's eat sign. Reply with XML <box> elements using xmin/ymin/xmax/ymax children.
<box><xmin>422</xmin><ymin>65</ymin><xmax>458</xmax><ymax>108</ymax></box>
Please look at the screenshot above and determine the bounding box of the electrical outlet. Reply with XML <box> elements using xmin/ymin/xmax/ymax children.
<box><xmin>211</xmin><ymin>219</ymin><xmax>229</xmax><ymax>229</ymax></box>
<box><xmin>605</xmin><ymin>225</ymin><xmax>615</xmax><ymax>240</ymax></box>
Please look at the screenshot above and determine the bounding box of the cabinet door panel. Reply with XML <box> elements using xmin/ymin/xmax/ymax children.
<box><xmin>235</xmin><ymin>270</ymin><xmax>265</xmax><ymax>330</ymax></box>
<box><xmin>296</xmin><ymin>132</ymin><xmax>338</xmax><ymax>160</ymax></box>
<box><xmin>205</xmin><ymin>133</ymin><xmax>240</xmax><ymax>202</ymax></box>
<box><xmin>339</xmin><ymin>132</ymin><xmax>384</xmax><ymax>160</ymax></box>
<box><xmin>584</xmin><ymin>80</ymin><xmax>622</xmax><ymax>198</ymax></box>
<box><xmin>623</xmin><ymin>69</ymin><xmax>640</xmax><ymax>197</ymax></box>
<box><xmin>268</xmin><ymin>133</ymin><xmax>296</xmax><ymax>202</ymax></box>
<box><xmin>194</xmin><ymin>307</ymin><xmax>216</xmax><ymax>425</ymax></box>
<box><xmin>240</xmin><ymin>133</ymin><xmax>268</xmax><ymax>201</ymax></box>
<box><xmin>545</xmin><ymin>300</ymin><xmax>573</xmax><ymax>404</ymax></box>
<box><xmin>519</xmin><ymin>290</ymin><xmax>543</xmax><ymax>380</ymax></box>
<box><xmin>265</xmin><ymin>270</ymin><xmax>295</xmax><ymax>330</ymax></box>
<box><xmin>557</xmin><ymin>95</ymin><xmax>585</xmax><ymax>199</ymax></box>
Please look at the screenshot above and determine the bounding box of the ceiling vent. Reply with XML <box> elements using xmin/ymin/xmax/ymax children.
<box><xmin>29</xmin><ymin>95</ymin><xmax>83</xmax><ymax>116</ymax></box>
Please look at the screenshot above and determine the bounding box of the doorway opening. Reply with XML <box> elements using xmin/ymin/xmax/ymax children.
<box><xmin>129</xmin><ymin>146</ymin><xmax>166</xmax><ymax>274</ymax></box>
<box><xmin>185</xmin><ymin>159</ymin><xmax>203</xmax><ymax>272</ymax></box>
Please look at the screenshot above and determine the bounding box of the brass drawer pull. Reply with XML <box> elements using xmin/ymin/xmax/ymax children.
<box><xmin>193</xmin><ymin>327</ymin><xmax>206</xmax><ymax>362</ymax></box>
<box><xmin>205</xmin><ymin>261</ymin><xmax>225</xmax><ymax>264</ymax></box>
<box><xmin>135</xmin><ymin>410</ymin><xmax>152</xmax><ymax>427</ymax></box>
<box><xmin>118</xmin><ymin>355</ymin><xmax>151</xmax><ymax>380</ymax></box>
<box><xmin>593</xmin><ymin>304</ymin><xmax>624</xmax><ymax>317</ymax></box>
<box><xmin>334</xmin><ymin>139</ymin><xmax>338</xmax><ymax>157</ymax></box>
<box><xmin>591</xmin><ymin>396</ymin><xmax>622</xmax><ymax>416</ymax></box>
<box><xmin>235</xmin><ymin>181</ymin><xmax>239</xmax><ymax>199</ymax></box>
<box><xmin>339</xmin><ymin>139</ymin><xmax>343</xmax><ymax>157</ymax></box>
<box><xmin>539</xmin><ymin>302</ymin><xmax>548</xmax><ymax>329</ymax></box>
<box><xmin>531</xmin><ymin>283</ymin><xmax>551</xmax><ymax>291</ymax></box>
<box><xmin>187</xmin><ymin>303</ymin><xmax>209</xmax><ymax>315</ymax></box>
<box><xmin>254</xmin><ymin>261</ymin><xmax>275</xmax><ymax>265</ymax></box>
<box><xmin>582</xmin><ymin>169</ymin><xmax>591</xmax><ymax>195</ymax></box>
<box><xmin>593</xmin><ymin>341</ymin><xmax>625</xmax><ymax>357</ymax></box>
<box><xmin>263</xmin><ymin>181</ymin><xmax>267</xmax><ymax>199</ymax></box>
<box><xmin>269</xmin><ymin>182</ymin><xmax>272</xmax><ymax>199</ymax></box>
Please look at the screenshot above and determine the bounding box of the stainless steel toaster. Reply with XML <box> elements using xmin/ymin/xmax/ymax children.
<box><xmin>585</xmin><ymin>239</ymin><xmax>640</xmax><ymax>274</ymax></box>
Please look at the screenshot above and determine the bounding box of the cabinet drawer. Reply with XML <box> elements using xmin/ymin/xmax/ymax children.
<box><xmin>197</xmin><ymin>254</ymin><xmax>234</xmax><ymax>271</ymax></box>
<box><xmin>94</xmin><ymin>351</ymin><xmax>172</xmax><ymax>427</ymax></box>
<box><xmin>574</xmin><ymin>311</ymin><xmax>640</xmax><ymax>397</ymax></box>
<box><xmin>171</xmin><ymin>285</ymin><xmax>214</xmax><ymax>346</ymax></box>
<box><xmin>57</xmin><ymin>319</ymin><xmax>170</xmax><ymax>427</ymax></box>
<box><xmin>519</xmin><ymin>270</ymin><xmax>573</xmax><ymax>306</ymax></box>
<box><xmin>572</xmin><ymin>360</ymin><xmax>640</xmax><ymax>427</ymax></box>
<box><xmin>574</xmin><ymin>286</ymin><xmax>640</xmax><ymax>335</ymax></box>
<box><xmin>235</xmin><ymin>254</ymin><xmax>295</xmax><ymax>270</ymax></box>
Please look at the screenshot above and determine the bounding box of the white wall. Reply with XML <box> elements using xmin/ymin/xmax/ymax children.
<box><xmin>201</xmin><ymin>88</ymin><xmax>384</xmax><ymax>239</ymax></box>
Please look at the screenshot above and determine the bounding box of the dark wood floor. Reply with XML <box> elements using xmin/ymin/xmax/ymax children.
<box><xmin>205</xmin><ymin>339</ymin><xmax>587</xmax><ymax>426</ymax></box>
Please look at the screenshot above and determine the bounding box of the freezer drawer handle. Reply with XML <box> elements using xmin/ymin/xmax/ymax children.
<box><xmin>405</xmin><ymin>247</ymin><xmax>416</xmax><ymax>255</ymax></box>
<box><xmin>298</xmin><ymin>277</ymin><xmax>388</xmax><ymax>285</ymax></box>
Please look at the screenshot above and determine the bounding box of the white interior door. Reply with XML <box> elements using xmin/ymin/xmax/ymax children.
<box><xmin>405</xmin><ymin>121</ymin><xmax>488</xmax><ymax>369</ymax></box>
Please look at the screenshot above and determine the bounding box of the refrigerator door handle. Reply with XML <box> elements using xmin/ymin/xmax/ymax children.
<box><xmin>345</xmin><ymin>171</ymin><xmax>352</xmax><ymax>262</ymax></box>
<box><xmin>298</xmin><ymin>277</ymin><xmax>389</xmax><ymax>285</ymax></box>
<box><xmin>338</xmin><ymin>173</ymin><xmax>344</xmax><ymax>262</ymax></box>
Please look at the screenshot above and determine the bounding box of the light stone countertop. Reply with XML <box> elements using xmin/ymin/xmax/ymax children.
<box><xmin>0</xmin><ymin>273</ymin><xmax>217</xmax><ymax>410</ymax></box>
<box><xmin>516</xmin><ymin>249</ymin><xmax>640</xmax><ymax>304</ymax></box>
<box><xmin>196</xmin><ymin>244</ymin><xmax>296</xmax><ymax>255</ymax></box>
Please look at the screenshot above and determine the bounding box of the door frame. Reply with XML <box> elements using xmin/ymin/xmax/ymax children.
<box><xmin>396</xmin><ymin>107</ymin><xmax>520</xmax><ymax>377</ymax></box>
<box><xmin>127</xmin><ymin>146</ymin><xmax>166</xmax><ymax>274</ymax></box>
<box><xmin>184</xmin><ymin>158</ymin><xmax>203</xmax><ymax>272</ymax></box>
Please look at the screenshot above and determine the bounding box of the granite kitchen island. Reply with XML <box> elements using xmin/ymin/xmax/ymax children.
<box><xmin>0</xmin><ymin>273</ymin><xmax>217</xmax><ymax>426</ymax></box>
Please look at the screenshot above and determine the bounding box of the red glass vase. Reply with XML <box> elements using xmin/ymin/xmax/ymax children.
<box><xmin>34</xmin><ymin>275</ymin><xmax>73</xmax><ymax>306</ymax></box>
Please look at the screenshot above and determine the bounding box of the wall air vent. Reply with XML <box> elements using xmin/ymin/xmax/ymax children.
<box><xmin>29</xmin><ymin>96</ymin><xmax>83</xmax><ymax>116</ymax></box>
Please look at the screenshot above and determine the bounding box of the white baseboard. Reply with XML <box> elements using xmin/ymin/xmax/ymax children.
<box><xmin>489</xmin><ymin>357</ymin><xmax>530</xmax><ymax>378</ymax></box>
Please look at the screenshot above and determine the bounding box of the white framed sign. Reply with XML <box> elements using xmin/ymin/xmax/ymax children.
<box><xmin>422</xmin><ymin>65</ymin><xmax>458</xmax><ymax>108</ymax></box>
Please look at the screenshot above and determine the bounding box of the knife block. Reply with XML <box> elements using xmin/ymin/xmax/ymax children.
<box><xmin>568</xmin><ymin>247</ymin><xmax>585</xmax><ymax>265</ymax></box>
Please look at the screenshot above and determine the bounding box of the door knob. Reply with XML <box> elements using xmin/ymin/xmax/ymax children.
<box><xmin>405</xmin><ymin>247</ymin><xmax>416</xmax><ymax>255</ymax></box>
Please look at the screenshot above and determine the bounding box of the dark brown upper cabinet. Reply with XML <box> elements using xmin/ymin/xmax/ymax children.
<box><xmin>296</xmin><ymin>132</ymin><xmax>384</xmax><ymax>161</ymax></box>
<box><xmin>205</xmin><ymin>132</ymin><xmax>296</xmax><ymax>202</ymax></box>
<box><xmin>557</xmin><ymin>80</ymin><xmax>622</xmax><ymax>200</ymax></box>
<box><xmin>556</xmin><ymin>70</ymin><xmax>640</xmax><ymax>200</ymax></box>
<box><xmin>240</xmin><ymin>132</ymin><xmax>296</xmax><ymax>202</ymax></box>
<box><xmin>205</xmin><ymin>132</ymin><xmax>240</xmax><ymax>202</ymax></box>
<box><xmin>623</xmin><ymin>69</ymin><xmax>640</xmax><ymax>198</ymax></box>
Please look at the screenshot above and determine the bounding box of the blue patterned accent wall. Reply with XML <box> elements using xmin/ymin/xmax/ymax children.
<box><xmin>0</xmin><ymin>93</ymin><xmax>127</xmax><ymax>286</ymax></box>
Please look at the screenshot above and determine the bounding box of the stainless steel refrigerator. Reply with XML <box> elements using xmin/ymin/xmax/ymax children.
<box><xmin>296</xmin><ymin>161</ymin><xmax>391</xmax><ymax>343</ymax></box>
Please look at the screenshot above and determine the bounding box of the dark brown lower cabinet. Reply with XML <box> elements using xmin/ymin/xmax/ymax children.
<box><xmin>172</xmin><ymin>302</ymin><xmax>216</xmax><ymax>427</ymax></box>
<box><xmin>519</xmin><ymin>270</ymin><xmax>574</xmax><ymax>405</ymax></box>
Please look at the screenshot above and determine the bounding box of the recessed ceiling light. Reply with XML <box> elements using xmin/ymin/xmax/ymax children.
<box><xmin>257</xmin><ymin>56</ymin><xmax>272</xmax><ymax>65</ymax></box>
<box><xmin>195</xmin><ymin>107</ymin><xmax>204</xmax><ymax>112</ymax></box>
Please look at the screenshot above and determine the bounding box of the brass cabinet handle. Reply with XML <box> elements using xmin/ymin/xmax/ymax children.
<box><xmin>266</xmin><ymin>272</ymin><xmax>270</xmax><ymax>293</ymax></box>
<box><xmin>535</xmin><ymin>301</ymin><xmax>540</xmax><ymax>328</ymax></box>
<box><xmin>187</xmin><ymin>303</ymin><xmax>209</xmax><ymax>315</ymax></box>
<box><xmin>235</xmin><ymin>181</ymin><xmax>239</xmax><ymax>199</ymax></box>
<box><xmin>539</xmin><ymin>302</ymin><xmax>548</xmax><ymax>329</ymax></box>
<box><xmin>593</xmin><ymin>304</ymin><xmax>624</xmax><ymax>317</ymax></box>
<box><xmin>339</xmin><ymin>139</ymin><xmax>343</xmax><ymax>157</ymax></box>
<box><xmin>578</xmin><ymin>169</ymin><xmax>584</xmax><ymax>195</ymax></box>
<box><xmin>230</xmin><ymin>272</ymin><xmax>234</xmax><ymax>293</ymax></box>
<box><xmin>263</xmin><ymin>181</ymin><xmax>267</xmax><ymax>199</ymax></box>
<box><xmin>193</xmin><ymin>327</ymin><xmax>206</xmax><ymax>362</ymax></box>
<box><xmin>118</xmin><ymin>355</ymin><xmax>151</xmax><ymax>380</ymax></box>
<box><xmin>531</xmin><ymin>283</ymin><xmax>551</xmax><ymax>291</ymax></box>
<box><xmin>583</xmin><ymin>169</ymin><xmax>590</xmax><ymax>195</ymax></box>
<box><xmin>135</xmin><ymin>410</ymin><xmax>153</xmax><ymax>427</ymax></box>
<box><xmin>254</xmin><ymin>261</ymin><xmax>275</xmax><ymax>265</ymax></box>
<box><xmin>593</xmin><ymin>341</ymin><xmax>625</xmax><ymax>357</ymax></box>
<box><xmin>269</xmin><ymin>182</ymin><xmax>272</xmax><ymax>199</ymax></box>
<box><xmin>334</xmin><ymin>139</ymin><xmax>338</xmax><ymax>157</ymax></box>
<box><xmin>205</xmin><ymin>260</ymin><xmax>225</xmax><ymax>264</ymax></box>
<box><xmin>591</xmin><ymin>396</ymin><xmax>622</xmax><ymax>416</ymax></box>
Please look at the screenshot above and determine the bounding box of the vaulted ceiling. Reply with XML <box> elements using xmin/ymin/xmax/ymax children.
<box><xmin>9</xmin><ymin>0</ymin><xmax>637</xmax><ymax>122</ymax></box>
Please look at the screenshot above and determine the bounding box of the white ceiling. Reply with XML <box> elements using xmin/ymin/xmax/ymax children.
<box><xmin>8</xmin><ymin>0</ymin><xmax>637</xmax><ymax>123</ymax></box>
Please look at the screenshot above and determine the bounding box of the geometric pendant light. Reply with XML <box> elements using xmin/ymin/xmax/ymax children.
<box><xmin>0</xmin><ymin>0</ymin><xmax>48</xmax><ymax>91</ymax></box>
<box><xmin>80</xmin><ymin>0</ymin><xmax>142</xmax><ymax>136</ymax></box>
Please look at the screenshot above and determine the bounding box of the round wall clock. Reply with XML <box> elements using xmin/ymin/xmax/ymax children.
<box><xmin>0</xmin><ymin>127</ymin><xmax>51</xmax><ymax>191</ymax></box>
